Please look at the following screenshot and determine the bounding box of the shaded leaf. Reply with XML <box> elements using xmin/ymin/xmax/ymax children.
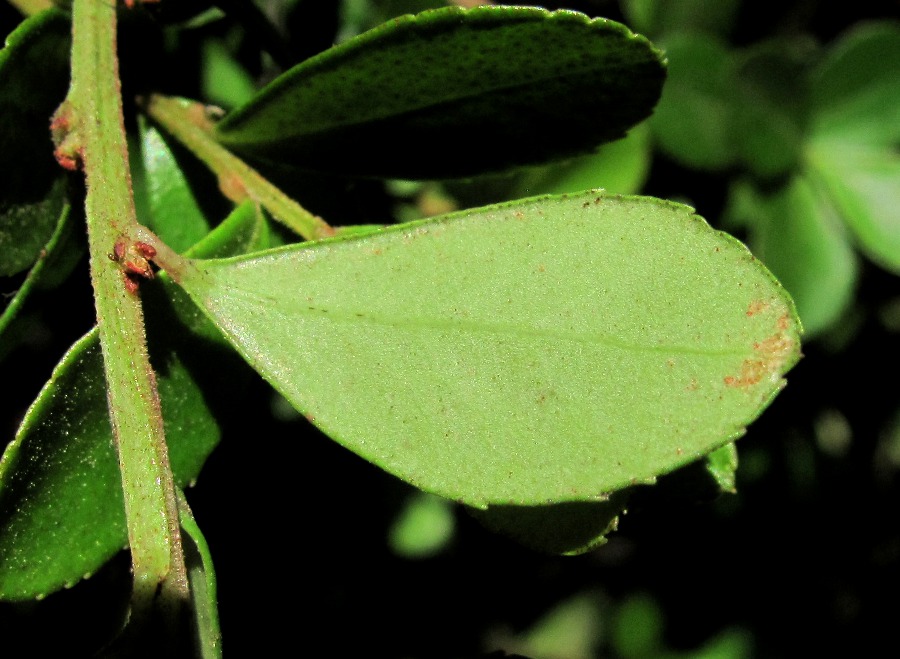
<box><xmin>469</xmin><ymin>490</ymin><xmax>633</xmax><ymax>555</ymax></box>
<box><xmin>0</xmin><ymin>204</ymin><xmax>264</xmax><ymax>600</ymax></box>
<box><xmin>0</xmin><ymin>9</ymin><xmax>70</xmax><ymax>276</ymax></box>
<box><xmin>176</xmin><ymin>190</ymin><xmax>801</xmax><ymax>506</ymax></box>
<box><xmin>511</xmin><ymin>123</ymin><xmax>652</xmax><ymax>198</ymax></box>
<box><xmin>649</xmin><ymin>33</ymin><xmax>736</xmax><ymax>170</ymax></box>
<box><xmin>201</xmin><ymin>39</ymin><xmax>257</xmax><ymax>111</ymax></box>
<box><xmin>730</xmin><ymin>41</ymin><xmax>810</xmax><ymax>179</ymax></box>
<box><xmin>178</xmin><ymin>493</ymin><xmax>221</xmax><ymax>659</ymax></box>
<box><xmin>620</xmin><ymin>0</ymin><xmax>740</xmax><ymax>39</ymax></box>
<box><xmin>0</xmin><ymin>330</ymin><xmax>218</xmax><ymax>600</ymax></box>
<box><xmin>214</xmin><ymin>6</ymin><xmax>666</xmax><ymax>179</ymax></box>
<box><xmin>810</xmin><ymin>21</ymin><xmax>900</xmax><ymax>145</ymax></box>
<box><xmin>0</xmin><ymin>192</ymin><xmax>72</xmax><ymax>351</ymax></box>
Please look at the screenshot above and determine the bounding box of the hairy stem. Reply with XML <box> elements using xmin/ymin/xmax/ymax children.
<box><xmin>144</xmin><ymin>94</ymin><xmax>335</xmax><ymax>241</ymax></box>
<box><xmin>67</xmin><ymin>0</ymin><xmax>187</xmax><ymax>623</ymax></box>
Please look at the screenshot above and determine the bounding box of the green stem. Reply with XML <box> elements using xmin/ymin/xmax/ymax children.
<box><xmin>144</xmin><ymin>94</ymin><xmax>335</xmax><ymax>242</ymax></box>
<box><xmin>67</xmin><ymin>0</ymin><xmax>187</xmax><ymax>621</ymax></box>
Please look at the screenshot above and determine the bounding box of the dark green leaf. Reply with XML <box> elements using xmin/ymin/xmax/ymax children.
<box><xmin>511</xmin><ymin>123</ymin><xmax>651</xmax><ymax>198</ymax></box>
<box><xmin>649</xmin><ymin>33</ymin><xmax>736</xmax><ymax>170</ymax></box>
<box><xmin>730</xmin><ymin>41</ymin><xmax>810</xmax><ymax>178</ymax></box>
<box><xmin>469</xmin><ymin>490</ymin><xmax>633</xmax><ymax>555</ymax></box>
<box><xmin>176</xmin><ymin>190</ymin><xmax>801</xmax><ymax>506</ymax></box>
<box><xmin>0</xmin><ymin>330</ymin><xmax>219</xmax><ymax>600</ymax></box>
<box><xmin>620</xmin><ymin>0</ymin><xmax>740</xmax><ymax>39</ymax></box>
<box><xmin>214</xmin><ymin>6</ymin><xmax>666</xmax><ymax>179</ymax></box>
<box><xmin>0</xmin><ymin>193</ymin><xmax>73</xmax><ymax>355</ymax></box>
<box><xmin>0</xmin><ymin>9</ymin><xmax>70</xmax><ymax>276</ymax></box>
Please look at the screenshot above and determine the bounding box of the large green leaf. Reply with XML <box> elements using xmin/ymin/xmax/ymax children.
<box><xmin>176</xmin><ymin>190</ymin><xmax>801</xmax><ymax>506</ymax></box>
<box><xmin>213</xmin><ymin>6</ymin><xmax>666</xmax><ymax>179</ymax></box>
<box><xmin>0</xmin><ymin>9</ymin><xmax>70</xmax><ymax>276</ymax></box>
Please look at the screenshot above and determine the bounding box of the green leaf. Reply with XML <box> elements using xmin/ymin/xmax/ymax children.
<box><xmin>388</xmin><ymin>491</ymin><xmax>455</xmax><ymax>558</ymax></box>
<box><xmin>0</xmin><ymin>329</ymin><xmax>219</xmax><ymax>600</ymax></box>
<box><xmin>511</xmin><ymin>123</ymin><xmax>652</xmax><ymax>197</ymax></box>
<box><xmin>469</xmin><ymin>490</ymin><xmax>632</xmax><ymax>555</ymax></box>
<box><xmin>214</xmin><ymin>6</ymin><xmax>666</xmax><ymax>179</ymax></box>
<box><xmin>705</xmin><ymin>442</ymin><xmax>738</xmax><ymax>494</ymax></box>
<box><xmin>0</xmin><ymin>190</ymin><xmax>72</xmax><ymax>352</ymax></box>
<box><xmin>132</xmin><ymin>118</ymin><xmax>212</xmax><ymax>254</ymax></box>
<box><xmin>178</xmin><ymin>493</ymin><xmax>222</xmax><ymax>659</ymax></box>
<box><xmin>730</xmin><ymin>41</ymin><xmax>810</xmax><ymax>179</ymax></box>
<box><xmin>806</xmin><ymin>140</ymin><xmax>900</xmax><ymax>273</ymax></box>
<box><xmin>810</xmin><ymin>22</ymin><xmax>900</xmax><ymax>145</ymax></box>
<box><xmin>176</xmin><ymin>190</ymin><xmax>801</xmax><ymax>506</ymax></box>
<box><xmin>806</xmin><ymin>22</ymin><xmax>900</xmax><ymax>272</ymax></box>
<box><xmin>742</xmin><ymin>176</ymin><xmax>858</xmax><ymax>337</ymax></box>
<box><xmin>0</xmin><ymin>9</ymin><xmax>71</xmax><ymax>276</ymax></box>
<box><xmin>0</xmin><ymin>204</ymin><xmax>263</xmax><ymax>600</ymax></box>
<box><xmin>649</xmin><ymin>33</ymin><xmax>736</xmax><ymax>170</ymax></box>
<box><xmin>620</xmin><ymin>0</ymin><xmax>740</xmax><ymax>39</ymax></box>
<box><xmin>201</xmin><ymin>38</ymin><xmax>257</xmax><ymax>111</ymax></box>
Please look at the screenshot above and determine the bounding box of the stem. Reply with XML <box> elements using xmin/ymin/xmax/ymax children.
<box><xmin>144</xmin><ymin>94</ymin><xmax>335</xmax><ymax>242</ymax></box>
<box><xmin>67</xmin><ymin>0</ymin><xmax>187</xmax><ymax>622</ymax></box>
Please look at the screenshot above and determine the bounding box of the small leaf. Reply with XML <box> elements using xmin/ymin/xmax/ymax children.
<box><xmin>809</xmin><ymin>21</ymin><xmax>900</xmax><ymax>145</ymax></box>
<box><xmin>0</xmin><ymin>9</ymin><xmax>71</xmax><ymax>275</ymax></box>
<box><xmin>214</xmin><ymin>6</ymin><xmax>666</xmax><ymax>179</ymax></box>
<box><xmin>176</xmin><ymin>190</ymin><xmax>801</xmax><ymax>506</ymax></box>
<box><xmin>388</xmin><ymin>491</ymin><xmax>455</xmax><ymax>558</ymax></box>
<box><xmin>0</xmin><ymin>192</ymin><xmax>73</xmax><ymax>351</ymax></box>
<box><xmin>469</xmin><ymin>491</ymin><xmax>632</xmax><ymax>555</ymax></box>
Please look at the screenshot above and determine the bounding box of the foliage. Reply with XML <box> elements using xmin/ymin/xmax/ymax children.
<box><xmin>0</xmin><ymin>0</ymin><xmax>894</xmax><ymax>657</ymax></box>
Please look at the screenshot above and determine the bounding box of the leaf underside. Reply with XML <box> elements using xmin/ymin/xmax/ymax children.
<box><xmin>177</xmin><ymin>190</ymin><xmax>802</xmax><ymax>507</ymax></box>
<box><xmin>214</xmin><ymin>6</ymin><xmax>666</xmax><ymax>179</ymax></box>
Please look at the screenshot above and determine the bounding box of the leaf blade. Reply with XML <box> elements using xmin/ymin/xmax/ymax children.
<box><xmin>214</xmin><ymin>6</ymin><xmax>666</xmax><ymax>179</ymax></box>
<box><xmin>177</xmin><ymin>191</ymin><xmax>801</xmax><ymax>506</ymax></box>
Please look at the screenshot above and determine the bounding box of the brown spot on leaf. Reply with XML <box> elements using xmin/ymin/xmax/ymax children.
<box><xmin>746</xmin><ymin>300</ymin><xmax>769</xmax><ymax>317</ymax></box>
<box><xmin>725</xmin><ymin>325</ymin><xmax>795</xmax><ymax>389</ymax></box>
